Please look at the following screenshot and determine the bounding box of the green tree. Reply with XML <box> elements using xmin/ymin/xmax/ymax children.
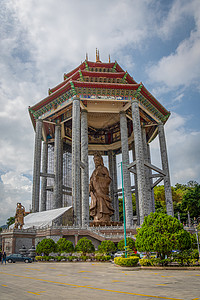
<box><xmin>98</xmin><ymin>240</ymin><xmax>116</xmax><ymax>254</ymax></box>
<box><xmin>75</xmin><ymin>237</ymin><xmax>95</xmax><ymax>255</ymax></box>
<box><xmin>119</xmin><ymin>194</ymin><xmax>136</xmax><ymax>222</ymax></box>
<box><xmin>180</xmin><ymin>184</ymin><xmax>200</xmax><ymax>220</ymax></box>
<box><xmin>6</xmin><ymin>216</ymin><xmax>15</xmax><ymax>227</ymax></box>
<box><xmin>135</xmin><ymin>212</ymin><xmax>191</xmax><ymax>259</ymax></box>
<box><xmin>56</xmin><ymin>238</ymin><xmax>74</xmax><ymax>253</ymax></box>
<box><xmin>36</xmin><ymin>238</ymin><xmax>57</xmax><ymax>255</ymax></box>
<box><xmin>117</xmin><ymin>237</ymin><xmax>135</xmax><ymax>251</ymax></box>
<box><xmin>190</xmin><ymin>234</ymin><xmax>198</xmax><ymax>250</ymax></box>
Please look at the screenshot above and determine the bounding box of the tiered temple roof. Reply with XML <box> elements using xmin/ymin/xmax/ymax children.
<box><xmin>29</xmin><ymin>54</ymin><xmax>170</xmax><ymax>153</ymax></box>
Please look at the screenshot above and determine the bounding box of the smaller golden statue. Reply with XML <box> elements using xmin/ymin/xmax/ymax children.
<box><xmin>14</xmin><ymin>203</ymin><xmax>25</xmax><ymax>229</ymax></box>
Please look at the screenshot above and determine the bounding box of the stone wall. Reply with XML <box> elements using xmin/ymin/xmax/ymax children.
<box><xmin>15</xmin><ymin>237</ymin><xmax>33</xmax><ymax>253</ymax></box>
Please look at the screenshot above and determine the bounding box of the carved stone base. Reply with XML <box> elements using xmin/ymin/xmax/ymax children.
<box><xmin>89</xmin><ymin>221</ymin><xmax>123</xmax><ymax>227</ymax></box>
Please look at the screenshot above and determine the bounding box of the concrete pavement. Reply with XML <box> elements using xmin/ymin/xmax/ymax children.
<box><xmin>0</xmin><ymin>262</ymin><xmax>199</xmax><ymax>300</ymax></box>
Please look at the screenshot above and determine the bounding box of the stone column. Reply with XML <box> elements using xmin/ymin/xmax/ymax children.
<box><xmin>120</xmin><ymin>111</ymin><xmax>133</xmax><ymax>227</ymax></box>
<box><xmin>32</xmin><ymin>119</ymin><xmax>43</xmax><ymax>212</ymax></box>
<box><xmin>132</xmin><ymin>142</ymin><xmax>140</xmax><ymax>225</ymax></box>
<box><xmin>131</xmin><ymin>99</ymin><xmax>148</xmax><ymax>224</ymax></box>
<box><xmin>147</xmin><ymin>143</ymin><xmax>155</xmax><ymax>213</ymax></box>
<box><xmin>53</xmin><ymin>124</ymin><xmax>63</xmax><ymax>209</ymax></box>
<box><xmin>142</xmin><ymin>127</ymin><xmax>153</xmax><ymax>214</ymax></box>
<box><xmin>108</xmin><ymin>151</ymin><xmax>115</xmax><ymax>221</ymax></box>
<box><xmin>81</xmin><ymin>110</ymin><xmax>89</xmax><ymax>227</ymax></box>
<box><xmin>158</xmin><ymin>123</ymin><xmax>174</xmax><ymax>216</ymax></box>
<box><xmin>72</xmin><ymin>97</ymin><xmax>81</xmax><ymax>225</ymax></box>
<box><xmin>40</xmin><ymin>141</ymin><xmax>48</xmax><ymax>211</ymax></box>
<box><xmin>113</xmin><ymin>153</ymin><xmax>119</xmax><ymax>222</ymax></box>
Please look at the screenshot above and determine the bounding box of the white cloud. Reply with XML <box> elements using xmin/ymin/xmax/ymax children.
<box><xmin>6</xmin><ymin>0</ymin><xmax>157</xmax><ymax>78</ymax></box>
<box><xmin>150</xmin><ymin>112</ymin><xmax>200</xmax><ymax>185</ymax></box>
<box><xmin>148</xmin><ymin>0</ymin><xmax>200</xmax><ymax>88</ymax></box>
<box><xmin>0</xmin><ymin>0</ymin><xmax>199</xmax><ymax>225</ymax></box>
<box><xmin>0</xmin><ymin>172</ymin><xmax>32</xmax><ymax>226</ymax></box>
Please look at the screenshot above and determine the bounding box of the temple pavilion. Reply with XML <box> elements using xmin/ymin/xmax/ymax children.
<box><xmin>29</xmin><ymin>50</ymin><xmax>173</xmax><ymax>228</ymax></box>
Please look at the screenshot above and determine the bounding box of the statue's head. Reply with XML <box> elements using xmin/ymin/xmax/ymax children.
<box><xmin>17</xmin><ymin>202</ymin><xmax>21</xmax><ymax>208</ymax></box>
<box><xmin>93</xmin><ymin>152</ymin><xmax>104</xmax><ymax>167</ymax></box>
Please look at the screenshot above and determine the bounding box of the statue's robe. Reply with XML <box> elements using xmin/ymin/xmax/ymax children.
<box><xmin>90</xmin><ymin>165</ymin><xmax>114</xmax><ymax>222</ymax></box>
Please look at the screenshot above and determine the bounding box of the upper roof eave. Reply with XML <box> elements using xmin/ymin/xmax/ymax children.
<box><xmin>30</xmin><ymin>81</ymin><xmax>72</xmax><ymax>111</ymax></box>
<box><xmin>73</xmin><ymin>80</ymin><xmax>141</xmax><ymax>90</ymax></box>
<box><xmin>140</xmin><ymin>85</ymin><xmax>170</xmax><ymax>116</ymax></box>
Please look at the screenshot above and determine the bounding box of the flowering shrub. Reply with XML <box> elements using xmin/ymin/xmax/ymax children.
<box><xmin>114</xmin><ymin>256</ymin><xmax>139</xmax><ymax>267</ymax></box>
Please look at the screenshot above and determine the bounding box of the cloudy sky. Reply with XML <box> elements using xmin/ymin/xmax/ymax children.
<box><xmin>0</xmin><ymin>0</ymin><xmax>200</xmax><ymax>225</ymax></box>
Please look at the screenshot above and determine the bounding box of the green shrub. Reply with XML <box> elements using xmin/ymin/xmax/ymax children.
<box><xmin>136</xmin><ymin>212</ymin><xmax>191</xmax><ymax>259</ymax></box>
<box><xmin>102</xmin><ymin>255</ymin><xmax>111</xmax><ymax>261</ymax></box>
<box><xmin>80</xmin><ymin>255</ymin><xmax>87</xmax><ymax>261</ymax></box>
<box><xmin>67</xmin><ymin>256</ymin><xmax>73</xmax><ymax>261</ymax></box>
<box><xmin>172</xmin><ymin>250</ymin><xmax>199</xmax><ymax>266</ymax></box>
<box><xmin>139</xmin><ymin>259</ymin><xmax>152</xmax><ymax>266</ymax></box>
<box><xmin>139</xmin><ymin>258</ymin><xmax>171</xmax><ymax>266</ymax></box>
<box><xmin>94</xmin><ymin>253</ymin><xmax>111</xmax><ymax>261</ymax></box>
<box><xmin>55</xmin><ymin>256</ymin><xmax>63</xmax><ymax>261</ymax></box>
<box><xmin>114</xmin><ymin>256</ymin><xmax>139</xmax><ymax>267</ymax></box>
<box><xmin>75</xmin><ymin>237</ymin><xmax>95</xmax><ymax>255</ymax></box>
<box><xmin>36</xmin><ymin>238</ymin><xmax>57</xmax><ymax>256</ymax></box>
<box><xmin>67</xmin><ymin>256</ymin><xmax>78</xmax><ymax>261</ymax></box>
<box><xmin>56</xmin><ymin>238</ymin><xmax>74</xmax><ymax>253</ymax></box>
<box><xmin>98</xmin><ymin>240</ymin><xmax>116</xmax><ymax>254</ymax></box>
<box><xmin>35</xmin><ymin>256</ymin><xmax>42</xmax><ymax>261</ymax></box>
<box><xmin>117</xmin><ymin>238</ymin><xmax>135</xmax><ymax>252</ymax></box>
<box><xmin>190</xmin><ymin>249</ymin><xmax>199</xmax><ymax>260</ymax></box>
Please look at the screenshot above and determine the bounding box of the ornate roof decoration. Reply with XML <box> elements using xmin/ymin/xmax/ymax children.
<box><xmin>29</xmin><ymin>53</ymin><xmax>170</xmax><ymax>148</ymax></box>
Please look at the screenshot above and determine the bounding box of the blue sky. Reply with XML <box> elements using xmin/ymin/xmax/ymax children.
<box><xmin>0</xmin><ymin>0</ymin><xmax>200</xmax><ymax>225</ymax></box>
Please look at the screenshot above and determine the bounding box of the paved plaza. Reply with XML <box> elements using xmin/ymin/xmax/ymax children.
<box><xmin>0</xmin><ymin>262</ymin><xmax>199</xmax><ymax>300</ymax></box>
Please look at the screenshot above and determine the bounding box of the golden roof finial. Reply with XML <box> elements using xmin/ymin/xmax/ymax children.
<box><xmin>109</xmin><ymin>54</ymin><xmax>111</xmax><ymax>63</ymax></box>
<box><xmin>96</xmin><ymin>48</ymin><xmax>98</xmax><ymax>62</ymax></box>
<box><xmin>86</xmin><ymin>53</ymin><xmax>88</xmax><ymax>61</ymax></box>
<box><xmin>96</xmin><ymin>48</ymin><xmax>101</xmax><ymax>62</ymax></box>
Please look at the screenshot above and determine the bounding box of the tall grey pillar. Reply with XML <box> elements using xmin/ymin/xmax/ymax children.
<box><xmin>108</xmin><ymin>151</ymin><xmax>115</xmax><ymax>221</ymax></box>
<box><xmin>81</xmin><ymin>110</ymin><xmax>89</xmax><ymax>227</ymax></box>
<box><xmin>131</xmin><ymin>99</ymin><xmax>148</xmax><ymax>224</ymax></box>
<box><xmin>120</xmin><ymin>111</ymin><xmax>133</xmax><ymax>227</ymax></box>
<box><xmin>142</xmin><ymin>127</ymin><xmax>153</xmax><ymax>214</ymax></box>
<box><xmin>158</xmin><ymin>123</ymin><xmax>174</xmax><ymax>216</ymax></box>
<box><xmin>147</xmin><ymin>144</ymin><xmax>155</xmax><ymax>212</ymax></box>
<box><xmin>72</xmin><ymin>97</ymin><xmax>81</xmax><ymax>225</ymax></box>
<box><xmin>32</xmin><ymin>119</ymin><xmax>43</xmax><ymax>212</ymax></box>
<box><xmin>53</xmin><ymin>124</ymin><xmax>63</xmax><ymax>209</ymax></box>
<box><xmin>132</xmin><ymin>142</ymin><xmax>140</xmax><ymax>225</ymax></box>
<box><xmin>41</xmin><ymin>141</ymin><xmax>48</xmax><ymax>211</ymax></box>
<box><xmin>113</xmin><ymin>153</ymin><xmax>119</xmax><ymax>222</ymax></box>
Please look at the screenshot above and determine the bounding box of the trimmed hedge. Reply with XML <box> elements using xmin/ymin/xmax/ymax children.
<box><xmin>139</xmin><ymin>257</ymin><xmax>200</xmax><ymax>267</ymax></box>
<box><xmin>114</xmin><ymin>256</ymin><xmax>139</xmax><ymax>267</ymax></box>
<box><xmin>35</xmin><ymin>254</ymin><xmax>111</xmax><ymax>262</ymax></box>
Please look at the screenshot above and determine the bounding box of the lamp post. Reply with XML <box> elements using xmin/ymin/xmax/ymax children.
<box><xmin>120</xmin><ymin>162</ymin><xmax>127</xmax><ymax>258</ymax></box>
<box><xmin>194</xmin><ymin>217</ymin><xmax>200</xmax><ymax>259</ymax></box>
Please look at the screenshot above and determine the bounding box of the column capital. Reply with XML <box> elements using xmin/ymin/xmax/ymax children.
<box><xmin>119</xmin><ymin>110</ymin><xmax>126</xmax><ymax>115</ymax></box>
<box><xmin>131</xmin><ymin>98</ymin><xmax>139</xmax><ymax>104</ymax></box>
<box><xmin>36</xmin><ymin>118</ymin><xmax>43</xmax><ymax>124</ymax></box>
<box><xmin>73</xmin><ymin>96</ymin><xmax>80</xmax><ymax>101</ymax></box>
